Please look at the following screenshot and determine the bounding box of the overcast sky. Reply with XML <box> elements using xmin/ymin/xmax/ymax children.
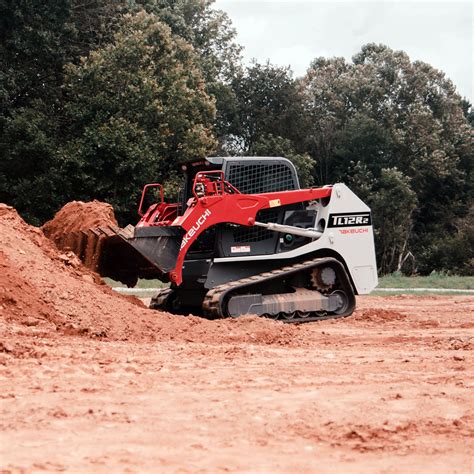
<box><xmin>214</xmin><ymin>0</ymin><xmax>473</xmax><ymax>101</ymax></box>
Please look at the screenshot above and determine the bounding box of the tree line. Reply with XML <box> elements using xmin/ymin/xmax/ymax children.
<box><xmin>1</xmin><ymin>0</ymin><xmax>472</xmax><ymax>275</ymax></box>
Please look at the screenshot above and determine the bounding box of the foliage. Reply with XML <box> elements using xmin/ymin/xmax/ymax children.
<box><xmin>301</xmin><ymin>44</ymin><xmax>473</xmax><ymax>274</ymax></box>
<box><xmin>0</xmin><ymin>1</ymin><xmax>69</xmax><ymax>222</ymax></box>
<box><xmin>371</xmin><ymin>169</ymin><xmax>417</xmax><ymax>274</ymax></box>
<box><xmin>0</xmin><ymin>0</ymin><xmax>70</xmax><ymax>110</ymax></box>
<box><xmin>249</xmin><ymin>134</ymin><xmax>315</xmax><ymax>188</ymax></box>
<box><xmin>59</xmin><ymin>11</ymin><xmax>216</xmax><ymax>222</ymax></box>
<box><xmin>131</xmin><ymin>1</ymin><xmax>243</xmax><ymax>144</ymax></box>
<box><xmin>0</xmin><ymin>3</ymin><xmax>472</xmax><ymax>277</ymax></box>
<box><xmin>0</xmin><ymin>102</ymin><xmax>61</xmax><ymax>224</ymax></box>
<box><xmin>344</xmin><ymin>164</ymin><xmax>418</xmax><ymax>274</ymax></box>
<box><xmin>0</xmin><ymin>0</ymin><xmax>235</xmax><ymax>223</ymax></box>
<box><xmin>222</xmin><ymin>62</ymin><xmax>305</xmax><ymax>154</ymax></box>
<box><xmin>132</xmin><ymin>0</ymin><xmax>242</xmax><ymax>82</ymax></box>
<box><xmin>0</xmin><ymin>0</ymin><xmax>125</xmax><ymax>223</ymax></box>
<box><xmin>419</xmin><ymin>205</ymin><xmax>474</xmax><ymax>276</ymax></box>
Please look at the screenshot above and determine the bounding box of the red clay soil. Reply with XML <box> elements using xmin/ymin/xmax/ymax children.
<box><xmin>1</xmin><ymin>295</ymin><xmax>472</xmax><ymax>473</ymax></box>
<box><xmin>41</xmin><ymin>200</ymin><xmax>121</xmax><ymax>275</ymax></box>
<box><xmin>1</xmin><ymin>203</ymin><xmax>473</xmax><ymax>472</ymax></box>
<box><xmin>42</xmin><ymin>200</ymin><xmax>118</xmax><ymax>242</ymax></box>
<box><xmin>0</xmin><ymin>203</ymin><xmax>305</xmax><ymax>345</ymax></box>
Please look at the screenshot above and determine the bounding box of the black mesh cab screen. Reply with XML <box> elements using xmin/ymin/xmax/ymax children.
<box><xmin>225</xmin><ymin>160</ymin><xmax>298</xmax><ymax>194</ymax></box>
<box><xmin>216</xmin><ymin>158</ymin><xmax>301</xmax><ymax>257</ymax></box>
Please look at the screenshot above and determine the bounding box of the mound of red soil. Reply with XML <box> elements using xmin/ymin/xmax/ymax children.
<box><xmin>41</xmin><ymin>200</ymin><xmax>125</xmax><ymax>277</ymax></box>
<box><xmin>352</xmin><ymin>308</ymin><xmax>406</xmax><ymax>323</ymax></box>
<box><xmin>0</xmin><ymin>250</ymin><xmax>62</xmax><ymax>327</ymax></box>
<box><xmin>42</xmin><ymin>200</ymin><xmax>118</xmax><ymax>243</ymax></box>
<box><xmin>1</xmin><ymin>203</ymin><xmax>305</xmax><ymax>345</ymax></box>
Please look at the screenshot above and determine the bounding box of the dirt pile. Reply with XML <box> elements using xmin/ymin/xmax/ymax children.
<box><xmin>42</xmin><ymin>200</ymin><xmax>118</xmax><ymax>243</ymax></box>
<box><xmin>41</xmin><ymin>200</ymin><xmax>122</xmax><ymax>275</ymax></box>
<box><xmin>1</xmin><ymin>203</ymin><xmax>149</xmax><ymax>340</ymax></box>
<box><xmin>0</xmin><ymin>250</ymin><xmax>61</xmax><ymax>328</ymax></box>
<box><xmin>0</xmin><ymin>203</ymin><xmax>306</xmax><ymax>345</ymax></box>
<box><xmin>351</xmin><ymin>308</ymin><xmax>407</xmax><ymax>323</ymax></box>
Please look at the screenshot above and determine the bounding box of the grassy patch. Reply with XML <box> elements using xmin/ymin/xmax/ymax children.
<box><xmin>104</xmin><ymin>273</ymin><xmax>474</xmax><ymax>299</ymax></box>
<box><xmin>377</xmin><ymin>273</ymin><xmax>473</xmax><ymax>290</ymax></box>
<box><xmin>371</xmin><ymin>289</ymin><xmax>471</xmax><ymax>296</ymax></box>
<box><xmin>103</xmin><ymin>278</ymin><xmax>168</xmax><ymax>289</ymax></box>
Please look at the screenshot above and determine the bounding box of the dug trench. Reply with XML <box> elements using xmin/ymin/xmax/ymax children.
<box><xmin>0</xmin><ymin>201</ymin><xmax>473</xmax><ymax>472</ymax></box>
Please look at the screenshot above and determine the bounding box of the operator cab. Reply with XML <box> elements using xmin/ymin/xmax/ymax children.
<box><xmin>183</xmin><ymin>157</ymin><xmax>314</xmax><ymax>260</ymax></box>
<box><xmin>178</xmin><ymin>156</ymin><xmax>300</xmax><ymax>215</ymax></box>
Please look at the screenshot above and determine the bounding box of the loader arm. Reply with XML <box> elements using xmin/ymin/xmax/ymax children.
<box><xmin>163</xmin><ymin>172</ymin><xmax>332</xmax><ymax>285</ymax></box>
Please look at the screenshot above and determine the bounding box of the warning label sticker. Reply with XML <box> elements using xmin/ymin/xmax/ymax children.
<box><xmin>231</xmin><ymin>245</ymin><xmax>251</xmax><ymax>253</ymax></box>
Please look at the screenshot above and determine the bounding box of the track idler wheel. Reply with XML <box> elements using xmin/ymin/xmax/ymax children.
<box><xmin>330</xmin><ymin>290</ymin><xmax>350</xmax><ymax>315</ymax></box>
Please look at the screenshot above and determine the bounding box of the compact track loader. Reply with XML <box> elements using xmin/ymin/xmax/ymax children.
<box><xmin>69</xmin><ymin>157</ymin><xmax>378</xmax><ymax>322</ymax></box>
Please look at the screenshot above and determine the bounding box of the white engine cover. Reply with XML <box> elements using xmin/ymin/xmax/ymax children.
<box><xmin>213</xmin><ymin>183</ymin><xmax>378</xmax><ymax>295</ymax></box>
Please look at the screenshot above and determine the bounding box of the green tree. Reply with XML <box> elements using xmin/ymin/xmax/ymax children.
<box><xmin>0</xmin><ymin>0</ymin><xmax>71</xmax><ymax>223</ymax></box>
<box><xmin>1</xmin><ymin>0</ymin><xmax>240</xmax><ymax>223</ymax></box>
<box><xmin>460</xmin><ymin>99</ymin><xmax>474</xmax><ymax>126</ymax></box>
<box><xmin>332</xmin><ymin>113</ymin><xmax>394</xmax><ymax>182</ymax></box>
<box><xmin>345</xmin><ymin>164</ymin><xmax>418</xmax><ymax>274</ymax></box>
<box><xmin>223</xmin><ymin>62</ymin><xmax>305</xmax><ymax>154</ymax></box>
<box><xmin>300</xmin><ymin>56</ymin><xmax>353</xmax><ymax>184</ymax></box>
<box><xmin>0</xmin><ymin>103</ymin><xmax>61</xmax><ymax>224</ymax></box>
<box><xmin>133</xmin><ymin>0</ymin><xmax>242</xmax><ymax>82</ymax></box>
<box><xmin>59</xmin><ymin>11</ymin><xmax>216</xmax><ymax>222</ymax></box>
<box><xmin>131</xmin><ymin>1</ymin><xmax>243</xmax><ymax>144</ymax></box>
<box><xmin>0</xmin><ymin>0</ymin><xmax>127</xmax><ymax>223</ymax></box>
<box><xmin>0</xmin><ymin>0</ymin><xmax>71</xmax><ymax>111</ymax></box>
<box><xmin>250</xmin><ymin>134</ymin><xmax>315</xmax><ymax>188</ymax></box>
<box><xmin>421</xmin><ymin>205</ymin><xmax>473</xmax><ymax>275</ymax></box>
<box><xmin>365</xmin><ymin>168</ymin><xmax>417</xmax><ymax>274</ymax></box>
<box><xmin>302</xmin><ymin>44</ymin><xmax>473</xmax><ymax>274</ymax></box>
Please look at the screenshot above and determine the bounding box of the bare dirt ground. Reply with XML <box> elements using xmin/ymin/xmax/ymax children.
<box><xmin>1</xmin><ymin>203</ymin><xmax>473</xmax><ymax>473</ymax></box>
<box><xmin>2</xmin><ymin>296</ymin><xmax>473</xmax><ymax>473</ymax></box>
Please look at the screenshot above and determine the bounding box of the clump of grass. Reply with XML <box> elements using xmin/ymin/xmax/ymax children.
<box><xmin>378</xmin><ymin>272</ymin><xmax>474</xmax><ymax>289</ymax></box>
<box><xmin>104</xmin><ymin>273</ymin><xmax>474</xmax><ymax>295</ymax></box>
<box><xmin>103</xmin><ymin>277</ymin><xmax>168</xmax><ymax>289</ymax></box>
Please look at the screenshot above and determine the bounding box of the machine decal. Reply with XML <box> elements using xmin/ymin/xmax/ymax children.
<box><xmin>180</xmin><ymin>209</ymin><xmax>212</xmax><ymax>249</ymax></box>
<box><xmin>328</xmin><ymin>212</ymin><xmax>371</xmax><ymax>228</ymax></box>
<box><xmin>339</xmin><ymin>228</ymin><xmax>369</xmax><ymax>235</ymax></box>
<box><xmin>269</xmin><ymin>199</ymin><xmax>281</xmax><ymax>207</ymax></box>
<box><xmin>231</xmin><ymin>245</ymin><xmax>251</xmax><ymax>253</ymax></box>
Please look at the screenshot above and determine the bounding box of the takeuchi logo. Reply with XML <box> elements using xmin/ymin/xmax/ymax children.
<box><xmin>180</xmin><ymin>209</ymin><xmax>212</xmax><ymax>249</ymax></box>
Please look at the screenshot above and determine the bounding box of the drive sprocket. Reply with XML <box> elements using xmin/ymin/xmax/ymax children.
<box><xmin>310</xmin><ymin>266</ymin><xmax>336</xmax><ymax>292</ymax></box>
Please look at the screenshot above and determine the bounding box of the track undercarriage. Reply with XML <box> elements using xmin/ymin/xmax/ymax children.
<box><xmin>151</xmin><ymin>257</ymin><xmax>356</xmax><ymax>323</ymax></box>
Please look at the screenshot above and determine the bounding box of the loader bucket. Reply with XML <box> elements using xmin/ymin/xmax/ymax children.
<box><xmin>128</xmin><ymin>226</ymin><xmax>184</xmax><ymax>275</ymax></box>
<box><xmin>52</xmin><ymin>224</ymin><xmax>183</xmax><ymax>287</ymax></box>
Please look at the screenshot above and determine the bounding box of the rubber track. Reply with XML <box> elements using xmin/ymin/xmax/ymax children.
<box><xmin>202</xmin><ymin>257</ymin><xmax>355</xmax><ymax>323</ymax></box>
<box><xmin>149</xmin><ymin>287</ymin><xmax>174</xmax><ymax>311</ymax></box>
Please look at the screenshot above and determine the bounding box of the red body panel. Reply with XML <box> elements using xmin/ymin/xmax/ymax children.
<box><xmin>139</xmin><ymin>202</ymin><xmax>179</xmax><ymax>227</ymax></box>
<box><xmin>137</xmin><ymin>172</ymin><xmax>332</xmax><ymax>285</ymax></box>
